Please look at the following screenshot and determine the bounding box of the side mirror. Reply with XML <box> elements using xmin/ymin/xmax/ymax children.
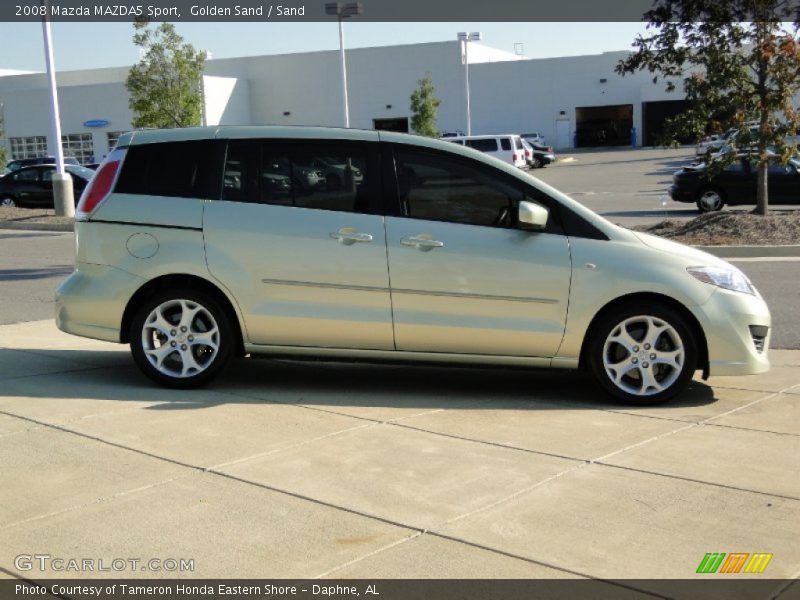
<box><xmin>518</xmin><ymin>200</ymin><xmax>549</xmax><ymax>230</ymax></box>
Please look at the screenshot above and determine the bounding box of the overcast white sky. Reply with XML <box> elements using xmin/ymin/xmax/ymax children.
<box><xmin>0</xmin><ymin>22</ymin><xmax>651</xmax><ymax>72</ymax></box>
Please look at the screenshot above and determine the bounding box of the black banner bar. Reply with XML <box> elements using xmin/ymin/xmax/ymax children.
<box><xmin>1</xmin><ymin>579</ymin><xmax>797</xmax><ymax>600</ymax></box>
<box><xmin>0</xmin><ymin>0</ymin><xmax>686</xmax><ymax>23</ymax></box>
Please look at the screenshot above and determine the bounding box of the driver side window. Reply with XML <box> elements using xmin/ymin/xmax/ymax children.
<box><xmin>394</xmin><ymin>150</ymin><xmax>523</xmax><ymax>228</ymax></box>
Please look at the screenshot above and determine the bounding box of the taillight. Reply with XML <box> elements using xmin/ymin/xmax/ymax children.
<box><xmin>513</xmin><ymin>153</ymin><xmax>519</xmax><ymax>161</ymax></box>
<box><xmin>548</xmin><ymin>146</ymin><xmax>554</xmax><ymax>152</ymax></box>
<box><xmin>76</xmin><ymin>148</ymin><xmax>125</xmax><ymax>220</ymax></box>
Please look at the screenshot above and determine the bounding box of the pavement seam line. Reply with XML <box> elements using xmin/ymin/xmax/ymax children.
<box><xmin>703</xmin><ymin>421</ymin><xmax>800</xmax><ymax>437</ymax></box>
<box><xmin>388</xmin><ymin>421</ymin><xmax>586</xmax><ymax>463</ymax></box>
<box><xmin>771</xmin><ymin>579</ymin><xmax>800</xmax><ymax>600</ymax></box>
<box><xmin>206</xmin><ymin>422</ymin><xmax>375</xmax><ymax>471</ymax></box>
<box><xmin>1</xmin><ymin>475</ymin><xmax>190</xmax><ymax>531</ymax></box>
<box><xmin>311</xmin><ymin>532</ymin><xmax>425</xmax><ymax>579</ymax></box>
<box><xmin>592</xmin><ymin>462</ymin><xmax>800</xmax><ymax>502</ymax></box>
<box><xmin>422</xmin><ymin>532</ymin><xmax>671</xmax><ymax>599</ymax></box>
<box><xmin>0</xmin><ymin>408</ymin><xmax>426</xmax><ymax>536</ymax></box>
<box><xmin>440</xmin><ymin>461</ymin><xmax>591</xmax><ymax>527</ymax></box>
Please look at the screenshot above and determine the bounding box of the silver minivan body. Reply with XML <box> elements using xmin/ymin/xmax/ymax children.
<box><xmin>56</xmin><ymin>126</ymin><xmax>771</xmax><ymax>403</ymax></box>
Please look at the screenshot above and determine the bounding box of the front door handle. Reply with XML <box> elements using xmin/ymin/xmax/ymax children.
<box><xmin>330</xmin><ymin>227</ymin><xmax>373</xmax><ymax>245</ymax></box>
<box><xmin>401</xmin><ymin>235</ymin><xmax>445</xmax><ymax>251</ymax></box>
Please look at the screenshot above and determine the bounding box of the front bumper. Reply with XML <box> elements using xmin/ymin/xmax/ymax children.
<box><xmin>55</xmin><ymin>263</ymin><xmax>145</xmax><ymax>343</ymax></box>
<box><xmin>669</xmin><ymin>184</ymin><xmax>695</xmax><ymax>203</ymax></box>
<box><xmin>692</xmin><ymin>286</ymin><xmax>771</xmax><ymax>376</ymax></box>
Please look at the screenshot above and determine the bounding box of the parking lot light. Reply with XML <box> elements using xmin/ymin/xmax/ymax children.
<box><xmin>40</xmin><ymin>4</ymin><xmax>74</xmax><ymax>217</ymax></box>
<box><xmin>457</xmin><ymin>31</ymin><xmax>482</xmax><ymax>136</ymax></box>
<box><xmin>325</xmin><ymin>2</ymin><xmax>363</xmax><ymax>128</ymax></box>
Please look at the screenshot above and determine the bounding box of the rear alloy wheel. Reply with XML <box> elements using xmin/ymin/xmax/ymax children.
<box><xmin>130</xmin><ymin>291</ymin><xmax>234</xmax><ymax>388</ymax></box>
<box><xmin>588</xmin><ymin>305</ymin><xmax>697</xmax><ymax>404</ymax></box>
<box><xmin>696</xmin><ymin>188</ymin><xmax>724</xmax><ymax>213</ymax></box>
<box><xmin>532</xmin><ymin>157</ymin><xmax>543</xmax><ymax>169</ymax></box>
<box><xmin>1</xmin><ymin>196</ymin><xmax>16</xmax><ymax>207</ymax></box>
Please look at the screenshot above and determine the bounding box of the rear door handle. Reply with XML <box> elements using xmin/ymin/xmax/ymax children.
<box><xmin>330</xmin><ymin>228</ymin><xmax>373</xmax><ymax>245</ymax></box>
<box><xmin>401</xmin><ymin>235</ymin><xmax>445</xmax><ymax>250</ymax></box>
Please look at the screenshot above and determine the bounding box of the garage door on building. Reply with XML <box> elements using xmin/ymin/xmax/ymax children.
<box><xmin>575</xmin><ymin>104</ymin><xmax>633</xmax><ymax>148</ymax></box>
<box><xmin>642</xmin><ymin>100</ymin><xmax>690</xmax><ymax>147</ymax></box>
<box><xmin>373</xmin><ymin>118</ymin><xmax>409</xmax><ymax>133</ymax></box>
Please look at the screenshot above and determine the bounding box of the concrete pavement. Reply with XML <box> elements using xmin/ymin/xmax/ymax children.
<box><xmin>0</xmin><ymin>320</ymin><xmax>798</xmax><ymax>594</ymax></box>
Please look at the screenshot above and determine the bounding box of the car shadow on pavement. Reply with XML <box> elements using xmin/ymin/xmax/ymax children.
<box><xmin>645</xmin><ymin>157</ymin><xmax>695</xmax><ymax>176</ymax></box>
<box><xmin>0</xmin><ymin>347</ymin><xmax>716</xmax><ymax>412</ymax></box>
<box><xmin>0</xmin><ymin>266</ymin><xmax>74</xmax><ymax>281</ymax></box>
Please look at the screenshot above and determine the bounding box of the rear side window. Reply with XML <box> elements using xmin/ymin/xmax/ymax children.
<box><xmin>222</xmin><ymin>140</ymin><xmax>375</xmax><ymax>214</ymax></box>
<box><xmin>500</xmin><ymin>138</ymin><xmax>511</xmax><ymax>151</ymax></box>
<box><xmin>115</xmin><ymin>140</ymin><xmax>219</xmax><ymax>199</ymax></box>
<box><xmin>514</xmin><ymin>137</ymin><xmax>524</xmax><ymax>150</ymax></box>
<box><xmin>465</xmin><ymin>138</ymin><xmax>499</xmax><ymax>152</ymax></box>
<box><xmin>12</xmin><ymin>169</ymin><xmax>39</xmax><ymax>182</ymax></box>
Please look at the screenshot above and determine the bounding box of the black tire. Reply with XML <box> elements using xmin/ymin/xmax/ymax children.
<box><xmin>586</xmin><ymin>303</ymin><xmax>698</xmax><ymax>405</ymax></box>
<box><xmin>532</xmin><ymin>157</ymin><xmax>543</xmax><ymax>169</ymax></box>
<box><xmin>129</xmin><ymin>289</ymin><xmax>235</xmax><ymax>388</ymax></box>
<box><xmin>696</xmin><ymin>187</ymin><xmax>725</xmax><ymax>213</ymax></box>
<box><xmin>0</xmin><ymin>196</ymin><xmax>16</xmax><ymax>208</ymax></box>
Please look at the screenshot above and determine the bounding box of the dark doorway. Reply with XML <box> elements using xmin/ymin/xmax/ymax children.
<box><xmin>642</xmin><ymin>100</ymin><xmax>690</xmax><ymax>146</ymax></box>
<box><xmin>373</xmin><ymin>118</ymin><xmax>409</xmax><ymax>133</ymax></box>
<box><xmin>575</xmin><ymin>104</ymin><xmax>633</xmax><ymax>147</ymax></box>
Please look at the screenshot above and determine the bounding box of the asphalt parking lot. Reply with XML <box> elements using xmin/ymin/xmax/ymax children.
<box><xmin>534</xmin><ymin>146</ymin><xmax>799</xmax><ymax>228</ymax></box>
<box><xmin>1</xmin><ymin>148</ymin><xmax>798</xmax><ymax>596</ymax></box>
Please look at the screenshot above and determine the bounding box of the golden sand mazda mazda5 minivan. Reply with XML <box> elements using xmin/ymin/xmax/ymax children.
<box><xmin>55</xmin><ymin>127</ymin><xmax>771</xmax><ymax>404</ymax></box>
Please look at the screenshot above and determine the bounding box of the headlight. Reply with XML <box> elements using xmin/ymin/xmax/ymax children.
<box><xmin>687</xmin><ymin>266</ymin><xmax>755</xmax><ymax>295</ymax></box>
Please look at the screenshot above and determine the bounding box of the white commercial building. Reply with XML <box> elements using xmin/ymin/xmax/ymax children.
<box><xmin>0</xmin><ymin>40</ymin><xmax>686</xmax><ymax>163</ymax></box>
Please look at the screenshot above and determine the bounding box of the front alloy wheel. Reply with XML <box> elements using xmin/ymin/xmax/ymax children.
<box><xmin>130</xmin><ymin>291</ymin><xmax>233</xmax><ymax>388</ymax></box>
<box><xmin>1</xmin><ymin>197</ymin><xmax>16</xmax><ymax>207</ymax></box>
<box><xmin>589</xmin><ymin>305</ymin><xmax>697</xmax><ymax>404</ymax></box>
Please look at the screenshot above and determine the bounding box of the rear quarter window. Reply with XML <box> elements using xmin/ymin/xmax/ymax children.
<box><xmin>115</xmin><ymin>140</ymin><xmax>220</xmax><ymax>199</ymax></box>
<box><xmin>465</xmin><ymin>138</ymin><xmax>499</xmax><ymax>153</ymax></box>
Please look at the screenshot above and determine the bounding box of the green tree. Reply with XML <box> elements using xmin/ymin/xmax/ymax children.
<box><xmin>126</xmin><ymin>20</ymin><xmax>206</xmax><ymax>129</ymax></box>
<box><xmin>616</xmin><ymin>1</ymin><xmax>800</xmax><ymax>214</ymax></box>
<box><xmin>409</xmin><ymin>75</ymin><xmax>442</xmax><ymax>137</ymax></box>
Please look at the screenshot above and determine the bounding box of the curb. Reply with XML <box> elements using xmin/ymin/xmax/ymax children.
<box><xmin>696</xmin><ymin>245</ymin><xmax>800</xmax><ymax>258</ymax></box>
<box><xmin>0</xmin><ymin>221</ymin><xmax>73</xmax><ymax>232</ymax></box>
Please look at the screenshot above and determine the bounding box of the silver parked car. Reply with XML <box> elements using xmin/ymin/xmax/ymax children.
<box><xmin>56</xmin><ymin>127</ymin><xmax>771</xmax><ymax>404</ymax></box>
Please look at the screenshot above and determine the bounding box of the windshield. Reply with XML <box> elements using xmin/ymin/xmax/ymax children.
<box><xmin>65</xmin><ymin>165</ymin><xmax>96</xmax><ymax>181</ymax></box>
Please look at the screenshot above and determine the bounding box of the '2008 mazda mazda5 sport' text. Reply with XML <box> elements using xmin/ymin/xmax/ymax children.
<box><xmin>55</xmin><ymin>126</ymin><xmax>771</xmax><ymax>404</ymax></box>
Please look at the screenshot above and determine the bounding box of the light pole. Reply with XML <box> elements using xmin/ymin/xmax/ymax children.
<box><xmin>40</xmin><ymin>3</ymin><xmax>73</xmax><ymax>217</ymax></box>
<box><xmin>325</xmin><ymin>2</ymin><xmax>363</xmax><ymax>128</ymax></box>
<box><xmin>457</xmin><ymin>31</ymin><xmax>482</xmax><ymax>136</ymax></box>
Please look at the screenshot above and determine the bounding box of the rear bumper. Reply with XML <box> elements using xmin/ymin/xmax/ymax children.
<box><xmin>55</xmin><ymin>263</ymin><xmax>144</xmax><ymax>343</ymax></box>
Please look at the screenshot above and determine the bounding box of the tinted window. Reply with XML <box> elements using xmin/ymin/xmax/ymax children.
<box><xmin>465</xmin><ymin>138</ymin><xmax>499</xmax><ymax>152</ymax></box>
<box><xmin>222</xmin><ymin>141</ymin><xmax>372</xmax><ymax>214</ymax></box>
<box><xmin>514</xmin><ymin>137</ymin><xmax>524</xmax><ymax>150</ymax></box>
<box><xmin>500</xmin><ymin>138</ymin><xmax>511</xmax><ymax>151</ymax></box>
<box><xmin>116</xmin><ymin>141</ymin><xmax>218</xmax><ymax>199</ymax></box>
<box><xmin>395</xmin><ymin>149</ymin><xmax>529</xmax><ymax>228</ymax></box>
<box><xmin>12</xmin><ymin>169</ymin><xmax>38</xmax><ymax>182</ymax></box>
<box><xmin>767</xmin><ymin>160</ymin><xmax>794</xmax><ymax>175</ymax></box>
